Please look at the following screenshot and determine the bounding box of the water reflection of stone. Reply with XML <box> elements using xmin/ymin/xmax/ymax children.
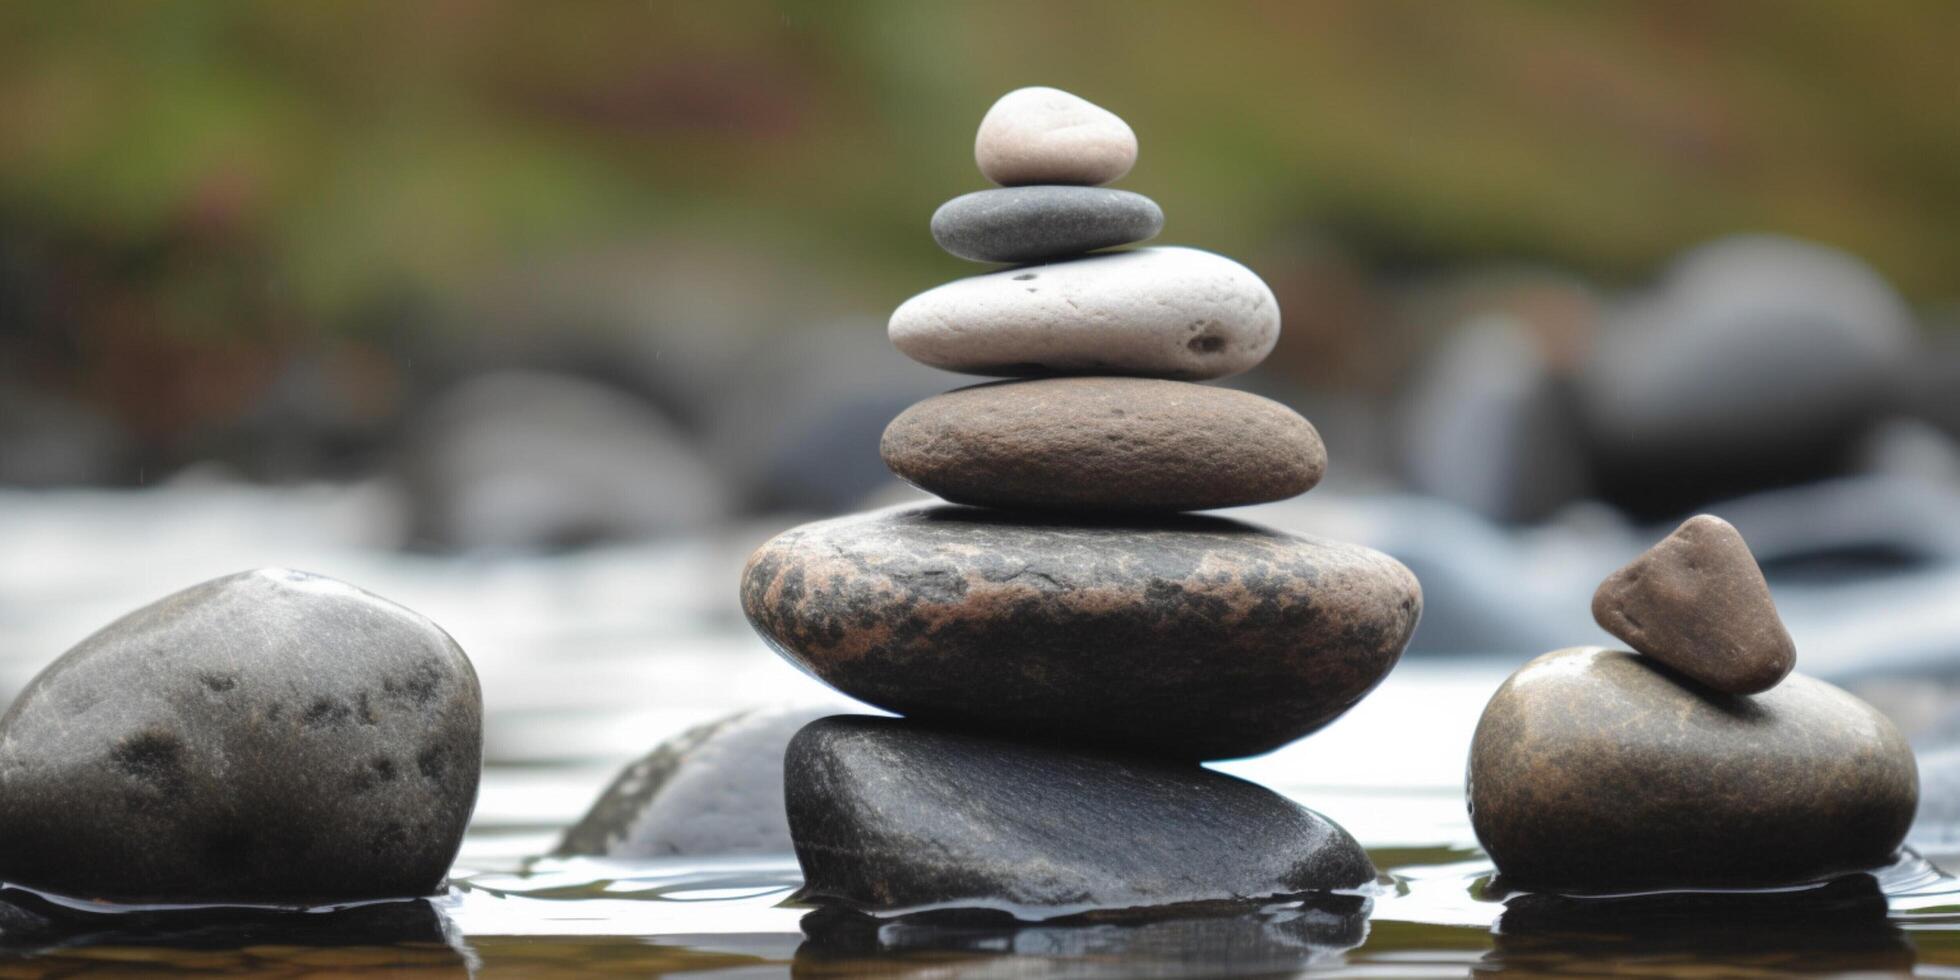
<box><xmin>793</xmin><ymin>895</ymin><xmax>1369</xmax><ymax>978</ymax></box>
<box><xmin>1481</xmin><ymin>874</ymin><xmax>1913</xmax><ymax>975</ymax></box>
<box><xmin>0</xmin><ymin>888</ymin><xmax>469</xmax><ymax>974</ymax></box>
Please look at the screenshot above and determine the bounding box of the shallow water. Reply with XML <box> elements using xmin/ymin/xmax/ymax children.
<box><xmin>5</xmin><ymin>484</ymin><xmax>1960</xmax><ymax>976</ymax></box>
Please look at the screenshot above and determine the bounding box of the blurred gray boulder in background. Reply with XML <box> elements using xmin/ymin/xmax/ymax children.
<box><xmin>396</xmin><ymin>370</ymin><xmax>725</xmax><ymax>552</ymax></box>
<box><xmin>1580</xmin><ymin>234</ymin><xmax>1916</xmax><ymax>518</ymax></box>
<box><xmin>0</xmin><ymin>383</ymin><xmax>132</xmax><ymax>487</ymax></box>
<box><xmin>1400</xmin><ymin>314</ymin><xmax>1590</xmax><ymax>524</ymax></box>
<box><xmin>706</xmin><ymin>318</ymin><xmax>960</xmax><ymax>514</ymax></box>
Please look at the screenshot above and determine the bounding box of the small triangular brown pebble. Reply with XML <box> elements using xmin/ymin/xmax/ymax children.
<box><xmin>1591</xmin><ymin>514</ymin><xmax>1796</xmax><ymax>695</ymax></box>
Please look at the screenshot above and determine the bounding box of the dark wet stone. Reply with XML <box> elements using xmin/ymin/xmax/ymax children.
<box><xmin>1468</xmin><ymin>647</ymin><xmax>1916</xmax><ymax>893</ymax></box>
<box><xmin>0</xmin><ymin>568</ymin><xmax>483</xmax><ymax>905</ymax></box>
<box><xmin>795</xmin><ymin>894</ymin><xmax>1367</xmax><ymax>978</ymax></box>
<box><xmin>556</xmin><ymin>705</ymin><xmax>831</xmax><ymax>858</ymax></box>
<box><xmin>880</xmin><ymin>378</ymin><xmax>1324</xmax><ymax>512</ymax></box>
<box><xmin>1592</xmin><ymin>514</ymin><xmax>1796</xmax><ymax>694</ymax></box>
<box><xmin>930</xmin><ymin>187</ymin><xmax>1162</xmax><ymax>264</ymax></box>
<box><xmin>785</xmin><ymin>717</ymin><xmax>1374</xmax><ymax>917</ymax></box>
<box><xmin>741</xmin><ymin>505</ymin><xmax>1421</xmax><ymax>760</ymax></box>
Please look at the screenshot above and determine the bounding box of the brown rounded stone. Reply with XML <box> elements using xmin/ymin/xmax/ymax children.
<box><xmin>880</xmin><ymin>379</ymin><xmax>1326</xmax><ymax>512</ymax></box>
<box><xmin>740</xmin><ymin>505</ymin><xmax>1422</xmax><ymax>761</ymax></box>
<box><xmin>1468</xmin><ymin>647</ymin><xmax>1917</xmax><ymax>893</ymax></box>
<box><xmin>1592</xmin><ymin>514</ymin><xmax>1796</xmax><ymax>694</ymax></box>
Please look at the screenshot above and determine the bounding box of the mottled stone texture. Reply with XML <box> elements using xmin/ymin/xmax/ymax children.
<box><xmin>881</xmin><ymin>379</ymin><xmax>1325</xmax><ymax>513</ymax></box>
<box><xmin>556</xmin><ymin>705</ymin><xmax>829</xmax><ymax>858</ymax></box>
<box><xmin>741</xmin><ymin>505</ymin><xmax>1421</xmax><ymax>760</ymax></box>
<box><xmin>1469</xmin><ymin>647</ymin><xmax>1916</xmax><ymax>893</ymax></box>
<box><xmin>0</xmin><ymin>568</ymin><xmax>482</xmax><ymax>905</ymax></box>
<box><xmin>931</xmin><ymin>187</ymin><xmax>1162</xmax><ymax>264</ymax></box>
<box><xmin>1593</xmin><ymin>514</ymin><xmax>1796</xmax><ymax>694</ymax></box>
<box><xmin>974</xmin><ymin>86</ymin><xmax>1137</xmax><ymax>187</ymax></box>
<box><xmin>785</xmin><ymin>716</ymin><xmax>1375</xmax><ymax>916</ymax></box>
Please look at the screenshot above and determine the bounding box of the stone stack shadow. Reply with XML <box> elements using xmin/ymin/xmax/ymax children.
<box><xmin>741</xmin><ymin>87</ymin><xmax>1423</xmax><ymax>920</ymax></box>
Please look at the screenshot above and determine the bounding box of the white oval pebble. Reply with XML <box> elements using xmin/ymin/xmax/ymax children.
<box><xmin>888</xmin><ymin>246</ymin><xmax>1280</xmax><ymax>380</ymax></box>
<box><xmin>975</xmin><ymin>86</ymin><xmax>1138</xmax><ymax>186</ymax></box>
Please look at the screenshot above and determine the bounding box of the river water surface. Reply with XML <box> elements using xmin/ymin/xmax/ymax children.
<box><xmin>2</xmin><ymin>484</ymin><xmax>1957</xmax><ymax>976</ymax></box>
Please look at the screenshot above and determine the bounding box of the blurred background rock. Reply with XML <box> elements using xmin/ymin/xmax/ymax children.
<box><xmin>5</xmin><ymin>0</ymin><xmax>1960</xmax><ymax>837</ymax></box>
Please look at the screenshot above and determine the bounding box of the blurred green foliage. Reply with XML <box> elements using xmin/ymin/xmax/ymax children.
<box><xmin>0</xmin><ymin>0</ymin><xmax>1955</xmax><ymax>336</ymax></box>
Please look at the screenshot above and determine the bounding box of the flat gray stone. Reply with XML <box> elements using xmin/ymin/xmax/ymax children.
<box><xmin>742</xmin><ymin>505</ymin><xmax>1420</xmax><ymax>761</ymax></box>
<box><xmin>889</xmin><ymin>247</ymin><xmax>1280</xmax><ymax>380</ymax></box>
<box><xmin>0</xmin><ymin>568</ymin><xmax>482</xmax><ymax>905</ymax></box>
<box><xmin>786</xmin><ymin>716</ymin><xmax>1374</xmax><ymax>917</ymax></box>
<box><xmin>555</xmin><ymin>705</ymin><xmax>831</xmax><ymax>858</ymax></box>
<box><xmin>1469</xmin><ymin>647</ymin><xmax>1916</xmax><ymax>893</ymax></box>
<box><xmin>931</xmin><ymin>187</ymin><xmax>1162</xmax><ymax>264</ymax></box>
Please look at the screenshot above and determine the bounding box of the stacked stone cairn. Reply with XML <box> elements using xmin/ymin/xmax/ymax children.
<box><xmin>741</xmin><ymin>87</ymin><xmax>1423</xmax><ymax>918</ymax></box>
<box><xmin>1469</xmin><ymin>515</ymin><xmax>1918</xmax><ymax>893</ymax></box>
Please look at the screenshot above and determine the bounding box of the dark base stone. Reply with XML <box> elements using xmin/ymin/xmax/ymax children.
<box><xmin>784</xmin><ymin>716</ymin><xmax>1375</xmax><ymax>918</ymax></box>
<box><xmin>796</xmin><ymin>895</ymin><xmax>1367</xmax><ymax>978</ymax></box>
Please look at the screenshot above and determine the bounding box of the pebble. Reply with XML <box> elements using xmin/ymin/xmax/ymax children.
<box><xmin>1592</xmin><ymin>514</ymin><xmax>1797</xmax><ymax>694</ymax></box>
<box><xmin>930</xmin><ymin>186</ymin><xmax>1162</xmax><ymax>264</ymax></box>
<box><xmin>0</xmin><ymin>568</ymin><xmax>482</xmax><ymax>904</ymax></box>
<box><xmin>554</xmin><ymin>705</ymin><xmax>831</xmax><ymax>858</ymax></box>
<box><xmin>974</xmin><ymin>86</ymin><xmax>1137</xmax><ymax>186</ymax></box>
<box><xmin>1468</xmin><ymin>647</ymin><xmax>1916</xmax><ymax>892</ymax></box>
<box><xmin>880</xmin><ymin>377</ymin><xmax>1325</xmax><ymax>512</ymax></box>
<box><xmin>784</xmin><ymin>716</ymin><xmax>1374</xmax><ymax>916</ymax></box>
<box><xmin>741</xmin><ymin>504</ymin><xmax>1420</xmax><ymax>760</ymax></box>
<box><xmin>889</xmin><ymin>247</ymin><xmax>1280</xmax><ymax>380</ymax></box>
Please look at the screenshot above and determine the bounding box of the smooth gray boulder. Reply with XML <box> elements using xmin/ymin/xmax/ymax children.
<box><xmin>0</xmin><ymin>568</ymin><xmax>482</xmax><ymax>905</ymax></box>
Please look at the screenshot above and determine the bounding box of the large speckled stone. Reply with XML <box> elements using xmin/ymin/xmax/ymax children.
<box><xmin>1468</xmin><ymin>647</ymin><xmax>1916</xmax><ymax>893</ymax></box>
<box><xmin>931</xmin><ymin>186</ymin><xmax>1162</xmax><ymax>264</ymax></box>
<box><xmin>974</xmin><ymin>87</ymin><xmax>1137</xmax><ymax>187</ymax></box>
<box><xmin>786</xmin><ymin>717</ymin><xmax>1374</xmax><ymax>916</ymax></box>
<box><xmin>555</xmin><ymin>705</ymin><xmax>831</xmax><ymax>858</ymax></box>
<box><xmin>741</xmin><ymin>505</ymin><xmax>1420</xmax><ymax>760</ymax></box>
<box><xmin>0</xmin><ymin>568</ymin><xmax>482</xmax><ymax>905</ymax></box>
<box><xmin>1593</xmin><ymin>514</ymin><xmax>1796</xmax><ymax>694</ymax></box>
<box><xmin>888</xmin><ymin>247</ymin><xmax>1280</xmax><ymax>380</ymax></box>
<box><xmin>881</xmin><ymin>378</ymin><xmax>1325</xmax><ymax>512</ymax></box>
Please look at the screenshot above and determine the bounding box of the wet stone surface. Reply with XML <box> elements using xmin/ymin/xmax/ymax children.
<box><xmin>880</xmin><ymin>378</ymin><xmax>1325</xmax><ymax>513</ymax></box>
<box><xmin>556</xmin><ymin>705</ymin><xmax>831</xmax><ymax>858</ymax></box>
<box><xmin>741</xmin><ymin>504</ymin><xmax>1421</xmax><ymax>760</ymax></box>
<box><xmin>784</xmin><ymin>716</ymin><xmax>1376</xmax><ymax>917</ymax></box>
<box><xmin>1592</xmin><ymin>514</ymin><xmax>1797</xmax><ymax>694</ymax></box>
<box><xmin>0</xmin><ymin>568</ymin><xmax>483</xmax><ymax>905</ymax></box>
<box><xmin>1468</xmin><ymin>647</ymin><xmax>1917</xmax><ymax>893</ymax></box>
